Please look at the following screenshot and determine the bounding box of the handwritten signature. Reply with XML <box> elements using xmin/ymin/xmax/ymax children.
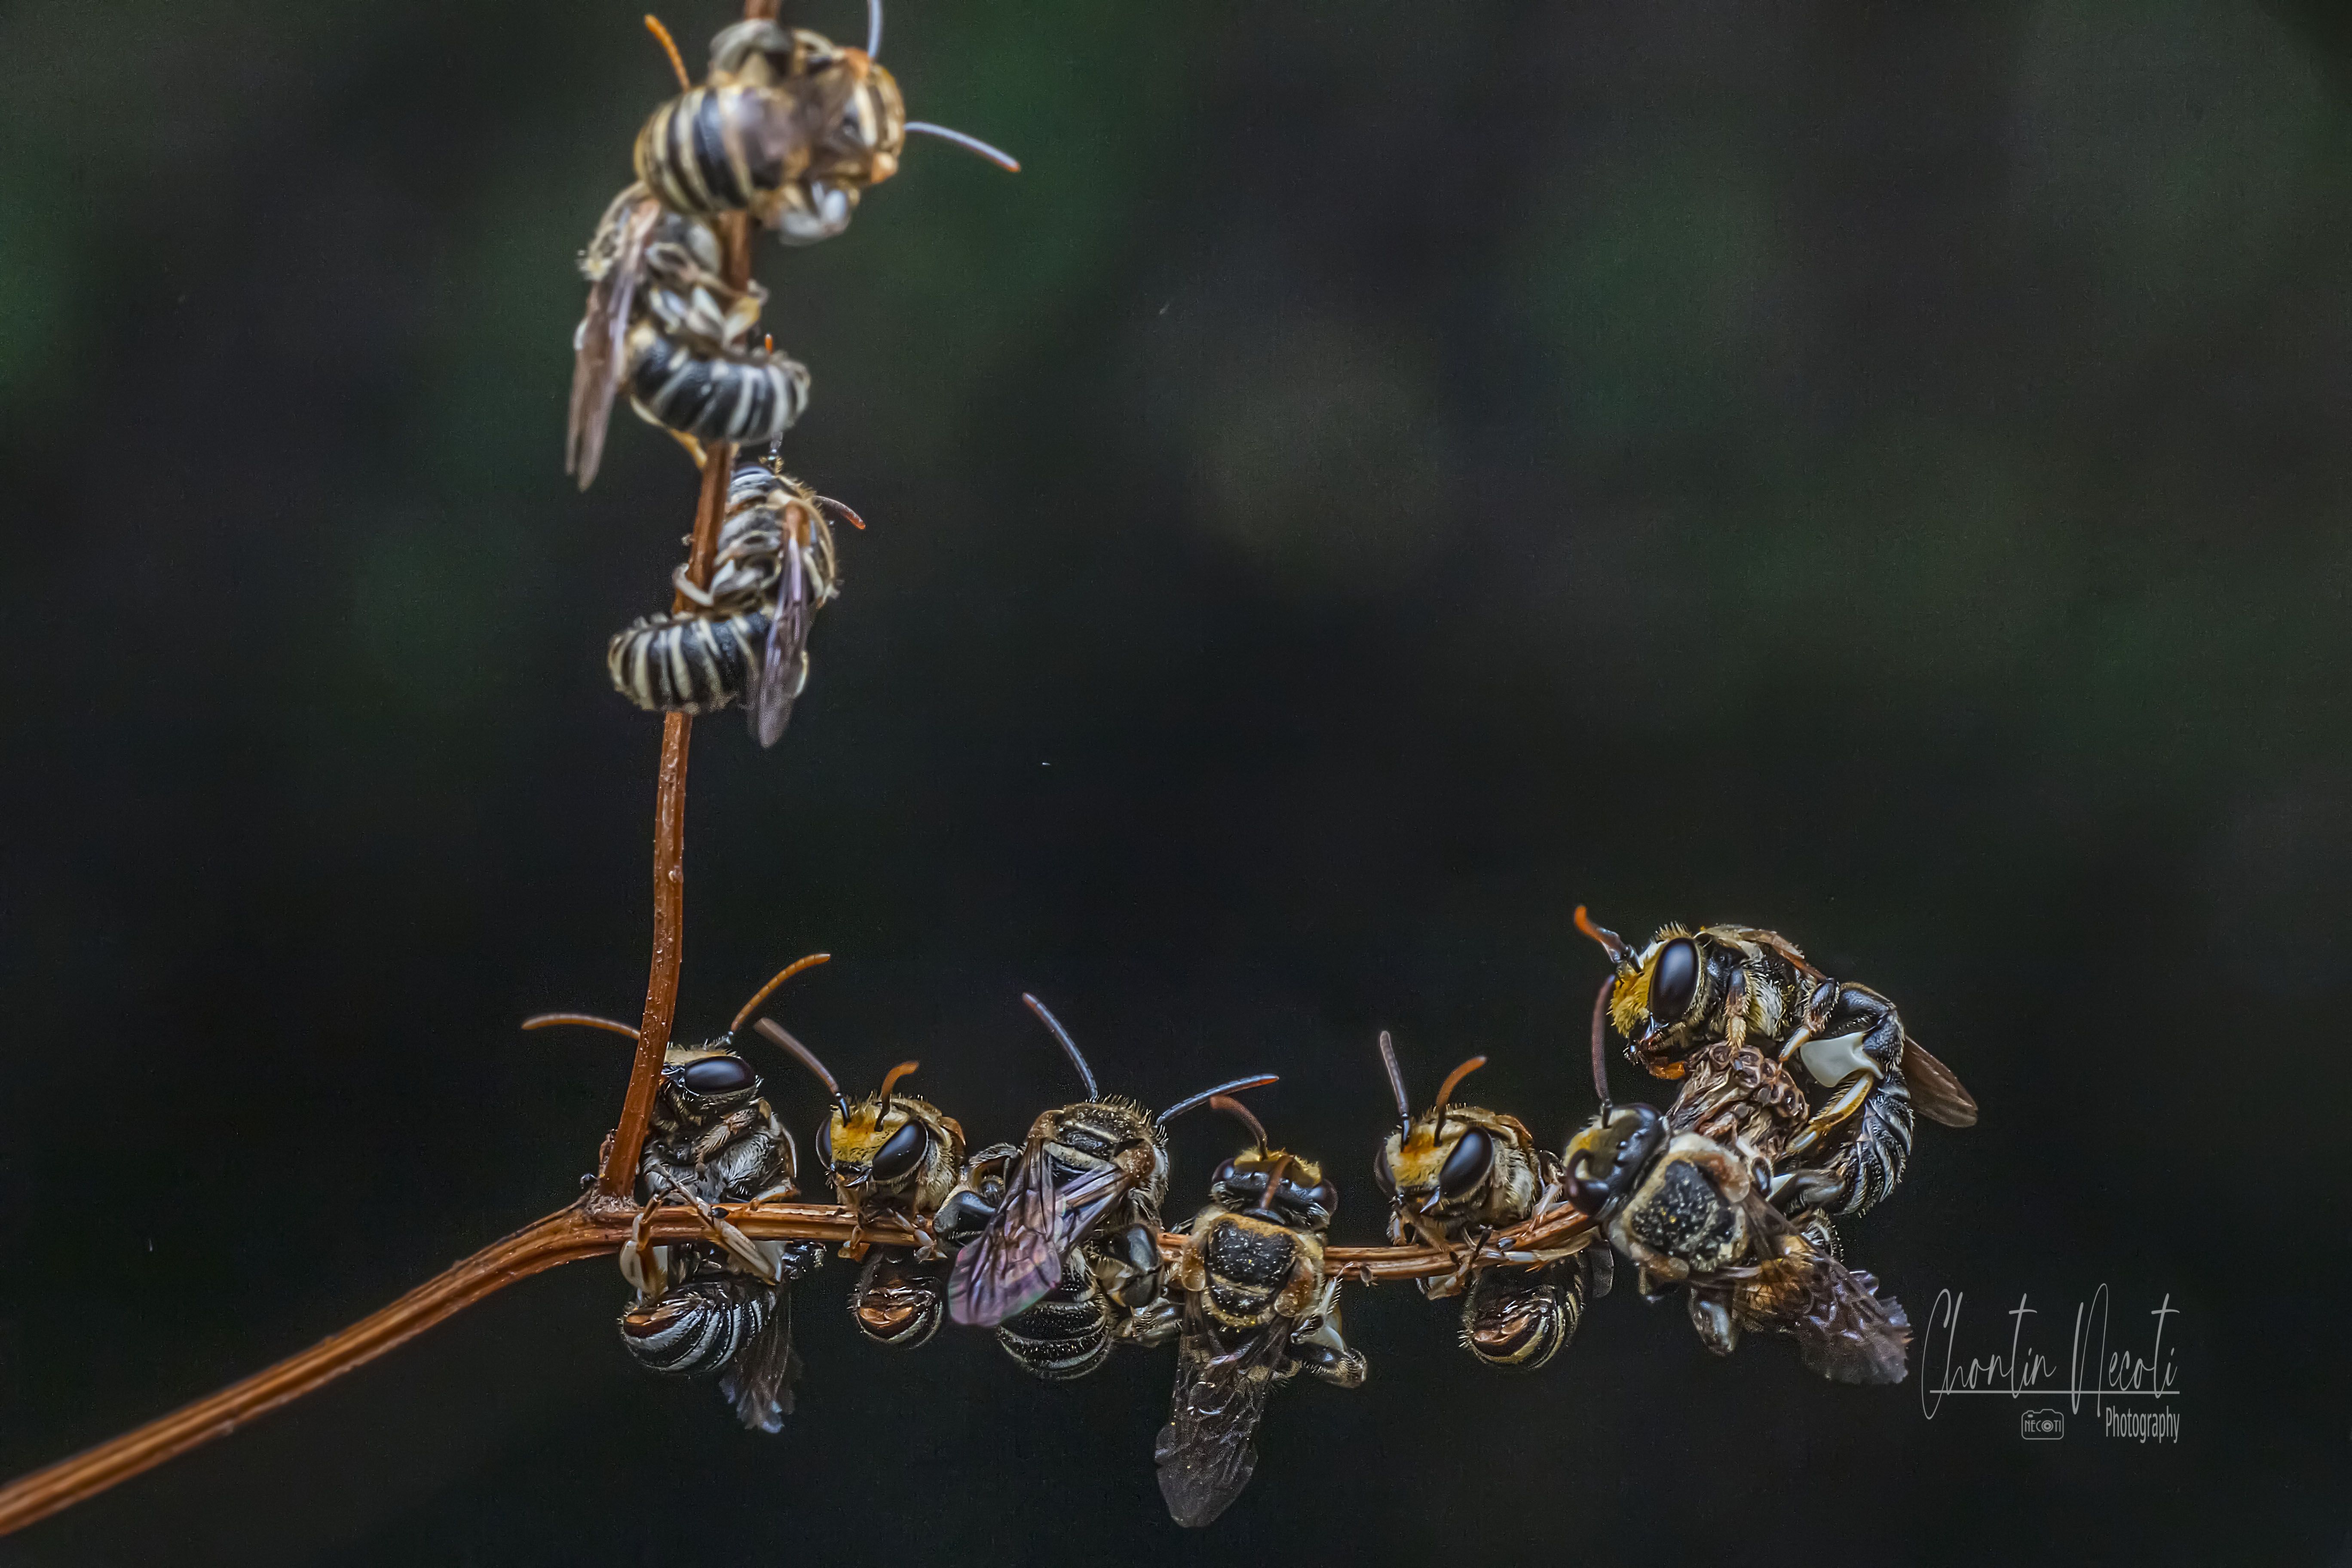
<box><xmin>1918</xmin><ymin>1284</ymin><xmax>2179</xmax><ymax>1420</ymax></box>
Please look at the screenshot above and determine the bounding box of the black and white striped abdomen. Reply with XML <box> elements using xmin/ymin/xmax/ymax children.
<box><xmin>634</xmin><ymin>85</ymin><xmax>792</xmax><ymax>218</ymax></box>
<box><xmin>996</xmin><ymin>1284</ymin><xmax>1113</xmax><ymax>1381</ymax></box>
<box><xmin>608</xmin><ymin>605</ymin><xmax>772</xmax><ymax>714</ymax></box>
<box><xmin>627</xmin><ymin>324</ymin><xmax>810</xmax><ymax>445</ymax></box>
<box><xmin>619</xmin><ymin>1275</ymin><xmax>776</xmax><ymax>1375</ymax></box>
<box><xmin>1825</xmin><ymin>1072</ymin><xmax>1914</xmax><ymax>1218</ymax></box>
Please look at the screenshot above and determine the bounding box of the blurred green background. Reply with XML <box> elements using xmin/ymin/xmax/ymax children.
<box><xmin>0</xmin><ymin>0</ymin><xmax>2346</xmax><ymax>1562</ymax></box>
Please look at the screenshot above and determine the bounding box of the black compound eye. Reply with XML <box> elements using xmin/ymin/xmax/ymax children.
<box><xmin>816</xmin><ymin>1117</ymin><xmax>834</xmax><ymax>1167</ymax></box>
<box><xmin>1372</xmin><ymin>1148</ymin><xmax>1397</xmax><ymax>1196</ymax></box>
<box><xmin>680</xmin><ymin>1055</ymin><xmax>753</xmax><ymax>1095</ymax></box>
<box><xmin>1438</xmin><ymin>1127</ymin><xmax>1494</xmax><ymax>1197</ymax></box>
<box><xmin>870</xmin><ymin>1119</ymin><xmax>929</xmax><ymax>1184</ymax></box>
<box><xmin>1651</xmin><ymin>938</ymin><xmax>1700</xmax><ymax>1021</ymax></box>
<box><xmin>1283</xmin><ymin>1179</ymin><xmax>1338</xmax><ymax>1220</ymax></box>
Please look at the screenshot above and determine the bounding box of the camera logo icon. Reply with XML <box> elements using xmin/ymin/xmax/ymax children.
<box><xmin>2021</xmin><ymin>1408</ymin><xmax>2065</xmax><ymax>1440</ymax></box>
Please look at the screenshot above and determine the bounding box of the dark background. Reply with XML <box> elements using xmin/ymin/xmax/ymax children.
<box><xmin>1</xmin><ymin>0</ymin><xmax>2347</xmax><ymax>1561</ymax></box>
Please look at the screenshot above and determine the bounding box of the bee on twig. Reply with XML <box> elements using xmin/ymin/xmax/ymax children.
<box><xmin>1155</xmin><ymin>1096</ymin><xmax>1365</xmax><ymax>1528</ymax></box>
<box><xmin>1574</xmin><ymin>907</ymin><xmax>1976</xmax><ymax>1225</ymax></box>
<box><xmin>753</xmin><ymin>1020</ymin><xmax>967</xmax><ymax>1348</ymax></box>
<box><xmin>606</xmin><ymin>457</ymin><xmax>860</xmax><ymax>746</ymax></box>
<box><xmin>635</xmin><ymin>2</ymin><xmax>1018</xmax><ymax>244</ymax></box>
<box><xmin>1561</xmin><ymin>992</ymin><xmax>1911</xmax><ymax>1384</ymax></box>
<box><xmin>524</xmin><ymin>953</ymin><xmax>835</xmax><ymax>1429</ymax></box>
<box><xmin>1372</xmin><ymin>1031</ymin><xmax>1604</xmax><ymax>1371</ymax></box>
<box><xmin>945</xmin><ymin>994</ymin><xmax>1276</xmax><ymax>1382</ymax></box>
<box><xmin>567</xmin><ymin>189</ymin><xmax>810</xmax><ymax>489</ymax></box>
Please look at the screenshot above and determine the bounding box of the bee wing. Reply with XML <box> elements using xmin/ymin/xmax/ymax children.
<box><xmin>747</xmin><ymin>525</ymin><xmax>810</xmax><ymax>748</ymax></box>
<box><xmin>716</xmin><ymin>1283</ymin><xmax>800</xmax><ymax>1432</ymax></box>
<box><xmin>947</xmin><ymin>1149</ymin><xmax>1131</xmax><ymax>1328</ymax></box>
<box><xmin>1153</xmin><ymin>1317</ymin><xmax>1286</xmax><ymax>1528</ymax></box>
<box><xmin>1901</xmin><ymin>1036</ymin><xmax>1978</xmax><ymax>1127</ymax></box>
<box><xmin>567</xmin><ymin>189</ymin><xmax>662</xmax><ymax>490</ymax></box>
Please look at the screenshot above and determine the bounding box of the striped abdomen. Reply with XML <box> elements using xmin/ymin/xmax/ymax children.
<box><xmin>1822</xmin><ymin>1072</ymin><xmax>1913</xmax><ymax>1218</ymax></box>
<box><xmin>1460</xmin><ymin>1258</ymin><xmax>1586</xmax><ymax>1372</ymax></box>
<box><xmin>627</xmin><ymin>323</ymin><xmax>809</xmax><ymax>444</ymax></box>
<box><xmin>608</xmin><ymin>605</ymin><xmax>772</xmax><ymax>714</ymax></box>
<box><xmin>619</xmin><ymin>1275</ymin><xmax>776</xmax><ymax>1375</ymax></box>
<box><xmin>634</xmin><ymin>85</ymin><xmax>798</xmax><ymax>219</ymax></box>
<box><xmin>995</xmin><ymin>1281</ymin><xmax>1112</xmax><ymax>1381</ymax></box>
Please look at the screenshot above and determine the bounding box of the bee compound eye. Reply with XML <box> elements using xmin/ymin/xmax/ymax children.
<box><xmin>816</xmin><ymin>1117</ymin><xmax>834</xmax><ymax>1167</ymax></box>
<box><xmin>1437</xmin><ymin>1127</ymin><xmax>1494</xmax><ymax>1198</ymax></box>
<box><xmin>870</xmin><ymin>1118</ymin><xmax>929</xmax><ymax>1184</ymax></box>
<box><xmin>1651</xmin><ymin>938</ymin><xmax>1700</xmax><ymax>1020</ymax></box>
<box><xmin>1371</xmin><ymin>1148</ymin><xmax>1396</xmax><ymax>1196</ymax></box>
<box><xmin>680</xmin><ymin>1055</ymin><xmax>754</xmax><ymax>1095</ymax></box>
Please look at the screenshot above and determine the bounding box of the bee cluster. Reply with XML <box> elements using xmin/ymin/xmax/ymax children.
<box><xmin>530</xmin><ymin>918</ymin><xmax>1973</xmax><ymax>1528</ymax></box>
<box><xmin>550</xmin><ymin>3</ymin><xmax>1975</xmax><ymax>1530</ymax></box>
<box><xmin>568</xmin><ymin>0</ymin><xmax>1011</xmax><ymax>746</ymax></box>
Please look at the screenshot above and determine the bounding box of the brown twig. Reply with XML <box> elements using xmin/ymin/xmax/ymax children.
<box><xmin>0</xmin><ymin>1196</ymin><xmax>1592</xmax><ymax>1534</ymax></box>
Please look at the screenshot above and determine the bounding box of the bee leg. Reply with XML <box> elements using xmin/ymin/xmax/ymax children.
<box><xmin>619</xmin><ymin>1202</ymin><xmax>671</xmax><ymax>1298</ymax></box>
<box><xmin>1290</xmin><ymin>1318</ymin><xmax>1370</xmax><ymax>1388</ymax></box>
<box><xmin>663</xmin><ymin>428</ymin><xmax>709</xmax><ymax>469</ymax></box>
<box><xmin>1783</xmin><ymin>1068</ymin><xmax>1879</xmax><ymax>1159</ymax></box>
<box><xmin>652</xmin><ymin>1171</ymin><xmax>783</xmax><ymax>1283</ymax></box>
<box><xmin>1688</xmin><ymin>1289</ymin><xmax>1740</xmax><ymax>1357</ymax></box>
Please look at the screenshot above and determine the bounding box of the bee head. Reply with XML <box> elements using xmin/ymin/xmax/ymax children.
<box><xmin>658</xmin><ymin>1045</ymin><xmax>762</xmax><ymax>1122</ymax></box>
<box><xmin>1577</xmin><ymin>907</ymin><xmax>1705</xmax><ymax>1065</ymax></box>
<box><xmin>1371</xmin><ymin>1042</ymin><xmax>1499</xmax><ymax>1217</ymax></box>
<box><xmin>1205</xmin><ymin>1096</ymin><xmax>1338</xmax><ymax>1232</ymax></box>
<box><xmin>820</xmin><ymin>1061</ymin><xmax>942</xmax><ymax>1194</ymax></box>
<box><xmin>1559</xmin><ymin>1103</ymin><xmax>1666</xmax><ymax>1218</ymax></box>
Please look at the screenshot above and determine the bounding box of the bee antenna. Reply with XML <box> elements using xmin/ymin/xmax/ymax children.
<box><xmin>752</xmin><ymin>1018</ymin><xmax>851</xmax><ymax>1119</ymax></box>
<box><xmin>1021</xmin><ymin>993</ymin><xmax>1098</xmax><ymax>1101</ymax></box>
<box><xmin>1574</xmin><ymin>904</ymin><xmax>1637</xmax><ymax>975</ymax></box>
<box><xmin>1207</xmin><ymin>1094</ymin><xmax>1270</xmax><ymax>1155</ymax></box>
<box><xmin>729</xmin><ymin>952</ymin><xmax>832</xmax><ymax>1037</ymax></box>
<box><xmin>1375</xmin><ymin>1029</ymin><xmax>1411</xmax><ymax>1131</ymax></box>
<box><xmin>643</xmin><ymin>13</ymin><xmax>692</xmax><ymax>92</ymax></box>
<box><xmin>903</xmin><ymin>123</ymin><xmax>1023</xmax><ymax>173</ymax></box>
<box><xmin>1432</xmin><ymin>1056</ymin><xmax>1487</xmax><ymax>1116</ymax></box>
<box><xmin>521</xmin><ymin>1012</ymin><xmax>641</xmax><ymax>1042</ymax></box>
<box><xmin>1587</xmin><ymin>974</ymin><xmax>1616</xmax><ymax>1120</ymax></box>
<box><xmin>1160</xmin><ymin>1075</ymin><xmax>1278</xmax><ymax>1125</ymax></box>
<box><xmin>866</xmin><ymin>0</ymin><xmax>883</xmax><ymax>59</ymax></box>
<box><xmin>876</xmin><ymin>1060</ymin><xmax>920</xmax><ymax>1119</ymax></box>
<box><xmin>813</xmin><ymin>494</ymin><xmax>867</xmax><ymax>530</ymax></box>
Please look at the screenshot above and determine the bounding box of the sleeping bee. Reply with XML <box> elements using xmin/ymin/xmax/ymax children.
<box><xmin>634</xmin><ymin>4</ymin><xmax>1019</xmax><ymax>245</ymax></box>
<box><xmin>753</xmin><ymin>1020</ymin><xmax>965</xmax><ymax>1348</ymax></box>
<box><xmin>606</xmin><ymin>458</ymin><xmax>856</xmax><ymax>747</ymax></box>
<box><xmin>946</xmin><ymin>994</ymin><xmax>1276</xmax><ymax>1384</ymax></box>
<box><xmin>524</xmin><ymin>953</ymin><xmax>835</xmax><ymax>1429</ymax></box>
<box><xmin>1574</xmin><ymin>908</ymin><xmax>1976</xmax><ymax>1224</ymax></box>
<box><xmin>1155</xmin><ymin>1097</ymin><xmax>1365</xmax><ymax>1529</ymax></box>
<box><xmin>566</xmin><ymin>186</ymin><xmax>810</xmax><ymax>489</ymax></box>
<box><xmin>1372</xmin><ymin>1031</ymin><xmax>1604</xmax><ymax>1372</ymax></box>
<box><xmin>1561</xmin><ymin>1100</ymin><xmax>1911</xmax><ymax>1385</ymax></box>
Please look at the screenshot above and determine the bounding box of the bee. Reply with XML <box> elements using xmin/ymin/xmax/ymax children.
<box><xmin>946</xmin><ymin>994</ymin><xmax>1276</xmax><ymax>1384</ymax></box>
<box><xmin>752</xmin><ymin>1020</ymin><xmax>966</xmax><ymax>1348</ymax></box>
<box><xmin>1561</xmin><ymin>1101</ymin><xmax>1911</xmax><ymax>1385</ymax></box>
<box><xmin>606</xmin><ymin>458</ymin><xmax>855</xmax><ymax>746</ymax></box>
<box><xmin>523</xmin><ymin>953</ymin><xmax>833</xmax><ymax>1430</ymax></box>
<box><xmin>566</xmin><ymin>186</ymin><xmax>810</xmax><ymax>489</ymax></box>
<box><xmin>1574</xmin><ymin>908</ymin><xmax>1977</xmax><ymax>1223</ymax></box>
<box><xmin>1371</xmin><ymin>1031</ymin><xmax>1603</xmax><ymax>1371</ymax></box>
<box><xmin>1155</xmin><ymin>1097</ymin><xmax>1366</xmax><ymax>1529</ymax></box>
<box><xmin>633</xmin><ymin>5</ymin><xmax>1019</xmax><ymax>245</ymax></box>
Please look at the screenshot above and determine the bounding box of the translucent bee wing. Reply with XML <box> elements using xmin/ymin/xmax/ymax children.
<box><xmin>1900</xmin><ymin>1036</ymin><xmax>1978</xmax><ymax>1128</ymax></box>
<box><xmin>1154</xmin><ymin>1316</ymin><xmax>1286</xmax><ymax>1528</ymax></box>
<box><xmin>717</xmin><ymin>1286</ymin><xmax>800</xmax><ymax>1433</ymax></box>
<box><xmin>948</xmin><ymin>1152</ymin><xmax>1131</xmax><ymax>1328</ymax></box>
<box><xmin>748</xmin><ymin>528</ymin><xmax>810</xmax><ymax>748</ymax></box>
<box><xmin>568</xmin><ymin>187</ymin><xmax>662</xmax><ymax>490</ymax></box>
